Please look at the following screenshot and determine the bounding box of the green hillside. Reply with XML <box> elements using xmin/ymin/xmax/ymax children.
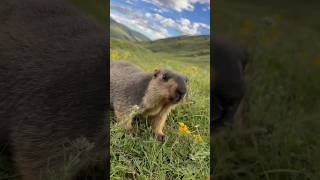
<box><xmin>110</xmin><ymin>35</ymin><xmax>210</xmax><ymax>69</ymax></box>
<box><xmin>110</xmin><ymin>18</ymin><xmax>150</xmax><ymax>41</ymax></box>
<box><xmin>140</xmin><ymin>35</ymin><xmax>210</xmax><ymax>63</ymax></box>
<box><xmin>141</xmin><ymin>35</ymin><xmax>209</xmax><ymax>54</ymax></box>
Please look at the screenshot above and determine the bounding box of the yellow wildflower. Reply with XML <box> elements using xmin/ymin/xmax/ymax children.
<box><xmin>314</xmin><ymin>57</ymin><xmax>320</xmax><ymax>66</ymax></box>
<box><xmin>111</xmin><ymin>50</ymin><xmax>119</xmax><ymax>60</ymax></box>
<box><xmin>240</xmin><ymin>18</ymin><xmax>255</xmax><ymax>34</ymax></box>
<box><xmin>178</xmin><ymin>122</ymin><xmax>190</xmax><ymax>134</ymax></box>
<box><xmin>193</xmin><ymin>134</ymin><xmax>203</xmax><ymax>142</ymax></box>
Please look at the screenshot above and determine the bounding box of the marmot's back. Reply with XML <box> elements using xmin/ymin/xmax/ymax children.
<box><xmin>212</xmin><ymin>37</ymin><xmax>248</xmax><ymax>129</ymax></box>
<box><xmin>111</xmin><ymin>61</ymin><xmax>144</xmax><ymax>79</ymax></box>
<box><xmin>110</xmin><ymin>61</ymin><xmax>152</xmax><ymax>111</ymax></box>
<box><xmin>212</xmin><ymin>37</ymin><xmax>248</xmax><ymax>100</ymax></box>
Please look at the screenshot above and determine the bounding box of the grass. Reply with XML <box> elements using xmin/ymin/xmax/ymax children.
<box><xmin>110</xmin><ymin>36</ymin><xmax>210</xmax><ymax>179</ymax></box>
<box><xmin>213</xmin><ymin>1</ymin><xmax>320</xmax><ymax>180</ymax></box>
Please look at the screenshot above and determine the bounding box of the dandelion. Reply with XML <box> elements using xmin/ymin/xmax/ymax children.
<box><xmin>178</xmin><ymin>122</ymin><xmax>190</xmax><ymax>134</ymax></box>
<box><xmin>193</xmin><ymin>134</ymin><xmax>203</xmax><ymax>142</ymax></box>
<box><xmin>111</xmin><ymin>50</ymin><xmax>119</xmax><ymax>60</ymax></box>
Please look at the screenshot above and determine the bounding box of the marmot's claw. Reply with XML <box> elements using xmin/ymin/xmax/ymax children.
<box><xmin>127</xmin><ymin>128</ymin><xmax>138</xmax><ymax>136</ymax></box>
<box><xmin>156</xmin><ymin>134</ymin><xmax>166</xmax><ymax>142</ymax></box>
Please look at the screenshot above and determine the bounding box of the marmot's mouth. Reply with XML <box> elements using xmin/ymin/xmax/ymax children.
<box><xmin>169</xmin><ymin>93</ymin><xmax>185</xmax><ymax>103</ymax></box>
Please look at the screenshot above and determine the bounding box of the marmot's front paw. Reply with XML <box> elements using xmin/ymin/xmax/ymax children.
<box><xmin>155</xmin><ymin>134</ymin><xmax>166</xmax><ymax>142</ymax></box>
<box><xmin>126</xmin><ymin>127</ymin><xmax>137</xmax><ymax>135</ymax></box>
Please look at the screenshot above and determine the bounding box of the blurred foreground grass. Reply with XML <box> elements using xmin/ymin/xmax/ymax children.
<box><xmin>213</xmin><ymin>1</ymin><xmax>320</xmax><ymax>180</ymax></box>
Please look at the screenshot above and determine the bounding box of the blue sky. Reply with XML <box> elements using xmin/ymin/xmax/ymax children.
<box><xmin>110</xmin><ymin>0</ymin><xmax>210</xmax><ymax>40</ymax></box>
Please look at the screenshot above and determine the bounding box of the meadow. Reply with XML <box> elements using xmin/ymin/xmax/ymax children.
<box><xmin>213</xmin><ymin>1</ymin><xmax>320</xmax><ymax>180</ymax></box>
<box><xmin>110</xmin><ymin>36</ymin><xmax>210</xmax><ymax>179</ymax></box>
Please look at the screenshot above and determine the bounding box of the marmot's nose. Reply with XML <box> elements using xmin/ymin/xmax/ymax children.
<box><xmin>175</xmin><ymin>89</ymin><xmax>186</xmax><ymax>102</ymax></box>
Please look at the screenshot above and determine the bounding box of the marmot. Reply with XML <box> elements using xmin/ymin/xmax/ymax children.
<box><xmin>0</xmin><ymin>0</ymin><xmax>107</xmax><ymax>179</ymax></box>
<box><xmin>110</xmin><ymin>61</ymin><xmax>187</xmax><ymax>140</ymax></box>
<box><xmin>212</xmin><ymin>37</ymin><xmax>248</xmax><ymax>129</ymax></box>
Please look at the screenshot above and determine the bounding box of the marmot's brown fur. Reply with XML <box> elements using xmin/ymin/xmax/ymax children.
<box><xmin>110</xmin><ymin>61</ymin><xmax>187</xmax><ymax>140</ymax></box>
<box><xmin>212</xmin><ymin>37</ymin><xmax>248</xmax><ymax>129</ymax></box>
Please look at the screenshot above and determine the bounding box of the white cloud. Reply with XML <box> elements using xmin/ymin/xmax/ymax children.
<box><xmin>111</xmin><ymin>10</ymin><xmax>169</xmax><ymax>39</ymax></box>
<box><xmin>178</xmin><ymin>18</ymin><xmax>191</xmax><ymax>26</ymax></box>
<box><xmin>177</xmin><ymin>18</ymin><xmax>196</xmax><ymax>34</ymax></box>
<box><xmin>198</xmin><ymin>22</ymin><xmax>210</xmax><ymax>29</ymax></box>
<box><xmin>146</xmin><ymin>13</ymin><xmax>210</xmax><ymax>36</ymax></box>
<box><xmin>160</xmin><ymin>18</ymin><xmax>176</xmax><ymax>27</ymax></box>
<box><xmin>125</xmin><ymin>0</ymin><xmax>134</xmax><ymax>5</ymax></box>
<box><xmin>154</xmin><ymin>13</ymin><xmax>164</xmax><ymax>21</ymax></box>
<box><xmin>191</xmin><ymin>0</ymin><xmax>210</xmax><ymax>4</ymax></box>
<box><xmin>153</xmin><ymin>7</ymin><xmax>168</xmax><ymax>14</ymax></box>
<box><xmin>145</xmin><ymin>12</ymin><xmax>152</xmax><ymax>18</ymax></box>
<box><xmin>111</xmin><ymin>4</ymin><xmax>143</xmax><ymax>19</ymax></box>
<box><xmin>175</xmin><ymin>18</ymin><xmax>210</xmax><ymax>35</ymax></box>
<box><xmin>110</xmin><ymin>3</ymin><xmax>210</xmax><ymax>39</ymax></box>
<box><xmin>202</xmin><ymin>5</ymin><xmax>210</xmax><ymax>12</ymax></box>
<box><xmin>142</xmin><ymin>0</ymin><xmax>210</xmax><ymax>12</ymax></box>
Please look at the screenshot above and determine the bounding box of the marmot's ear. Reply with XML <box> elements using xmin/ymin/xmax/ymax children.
<box><xmin>153</xmin><ymin>69</ymin><xmax>161</xmax><ymax>78</ymax></box>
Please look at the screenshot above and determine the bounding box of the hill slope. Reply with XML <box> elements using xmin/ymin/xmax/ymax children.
<box><xmin>110</xmin><ymin>34</ymin><xmax>210</xmax><ymax>67</ymax></box>
<box><xmin>110</xmin><ymin>18</ymin><xmax>150</xmax><ymax>41</ymax></box>
<box><xmin>140</xmin><ymin>35</ymin><xmax>210</xmax><ymax>57</ymax></box>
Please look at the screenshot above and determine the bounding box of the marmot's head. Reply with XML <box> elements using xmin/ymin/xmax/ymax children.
<box><xmin>148</xmin><ymin>69</ymin><xmax>187</xmax><ymax>104</ymax></box>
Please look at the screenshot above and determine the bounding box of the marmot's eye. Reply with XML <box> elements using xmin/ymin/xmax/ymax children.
<box><xmin>162</xmin><ymin>74</ymin><xmax>168</xmax><ymax>81</ymax></box>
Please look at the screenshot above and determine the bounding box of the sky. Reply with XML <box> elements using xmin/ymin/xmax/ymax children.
<box><xmin>110</xmin><ymin>0</ymin><xmax>210</xmax><ymax>40</ymax></box>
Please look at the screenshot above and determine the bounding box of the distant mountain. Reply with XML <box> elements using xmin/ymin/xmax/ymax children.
<box><xmin>110</xmin><ymin>18</ymin><xmax>150</xmax><ymax>42</ymax></box>
<box><xmin>111</xmin><ymin>34</ymin><xmax>210</xmax><ymax>68</ymax></box>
